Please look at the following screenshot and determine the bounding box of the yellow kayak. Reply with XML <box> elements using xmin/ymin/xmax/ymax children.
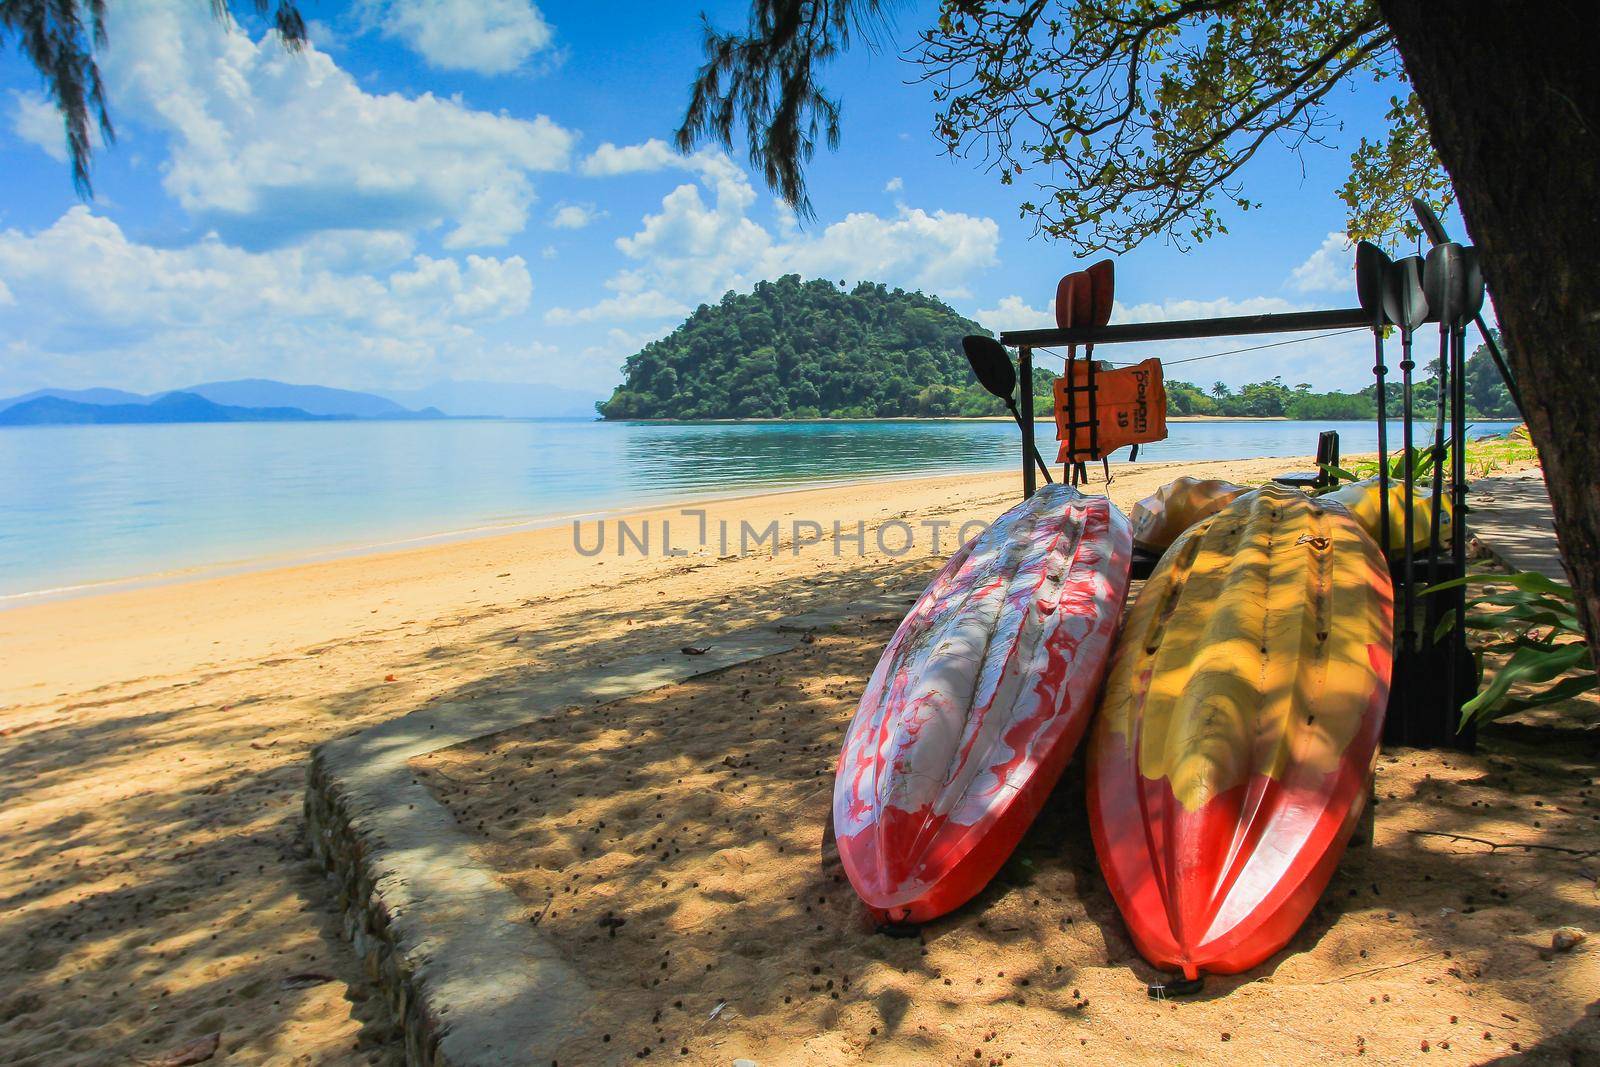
<box><xmin>1088</xmin><ymin>485</ymin><xmax>1393</xmax><ymax>978</ymax></box>
<box><xmin>1321</xmin><ymin>476</ymin><xmax>1453</xmax><ymax>552</ymax></box>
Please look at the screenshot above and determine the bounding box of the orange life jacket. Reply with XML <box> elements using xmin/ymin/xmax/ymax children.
<box><xmin>1052</xmin><ymin>358</ymin><xmax>1168</xmax><ymax>462</ymax></box>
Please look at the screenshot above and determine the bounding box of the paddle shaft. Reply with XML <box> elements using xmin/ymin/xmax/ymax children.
<box><xmin>1400</xmin><ymin>326</ymin><xmax>1418</xmax><ymax>649</ymax></box>
<box><xmin>1371</xmin><ymin>311</ymin><xmax>1390</xmax><ymax>564</ymax></box>
<box><xmin>1006</xmin><ymin>399</ymin><xmax>1055</xmax><ymax>486</ymax></box>
<box><xmin>1427</xmin><ymin>325</ymin><xmax>1449</xmax><ymax>592</ymax></box>
<box><xmin>1019</xmin><ymin>347</ymin><xmax>1040</xmax><ymax>498</ymax></box>
<box><xmin>1448</xmin><ymin>318</ymin><xmax>1470</xmax><ymax>725</ymax></box>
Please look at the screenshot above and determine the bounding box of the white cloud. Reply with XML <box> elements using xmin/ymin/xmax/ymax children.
<box><xmin>370</xmin><ymin>0</ymin><xmax>554</xmax><ymax>74</ymax></box>
<box><xmin>551</xmin><ymin>141</ymin><xmax>1000</xmax><ymax>324</ymax></box>
<box><xmin>1288</xmin><ymin>231</ymin><xmax>1353</xmax><ymax>293</ymax></box>
<box><xmin>0</xmin><ymin>277</ymin><xmax>13</xmax><ymax>306</ymax></box>
<box><xmin>9</xmin><ymin>91</ymin><xmax>68</xmax><ymax>162</ymax></box>
<box><xmin>0</xmin><ymin>208</ymin><xmax>534</xmax><ymax>392</ymax></box>
<box><xmin>389</xmin><ymin>253</ymin><xmax>532</xmax><ymax>317</ymax></box>
<box><xmin>545</xmin><ymin>289</ymin><xmax>687</xmax><ymax>326</ymax></box>
<box><xmin>884</xmin><ymin>176</ymin><xmax>903</xmax><ymax>193</ymax></box>
<box><xmin>549</xmin><ymin>202</ymin><xmax>602</xmax><ymax>230</ymax></box>
<box><xmin>580</xmin><ymin>138</ymin><xmax>678</xmax><ymax>176</ymax></box>
<box><xmin>102</xmin><ymin>0</ymin><xmax>576</xmax><ymax>249</ymax></box>
<box><xmin>973</xmin><ymin>295</ymin><xmax>1056</xmax><ymax>331</ymax></box>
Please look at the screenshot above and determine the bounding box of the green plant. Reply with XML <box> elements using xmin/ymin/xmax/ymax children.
<box><xmin>1313</xmin><ymin>443</ymin><xmax>1445</xmax><ymax>496</ymax></box>
<box><xmin>1425</xmin><ymin>572</ymin><xmax>1596</xmax><ymax>728</ymax></box>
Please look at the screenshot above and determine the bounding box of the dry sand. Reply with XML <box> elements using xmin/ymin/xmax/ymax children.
<box><xmin>1</xmin><ymin>457</ymin><xmax>1297</xmax><ymax>1066</ymax></box>
<box><xmin>419</xmin><ymin>617</ymin><xmax>1600</xmax><ymax>1066</ymax></box>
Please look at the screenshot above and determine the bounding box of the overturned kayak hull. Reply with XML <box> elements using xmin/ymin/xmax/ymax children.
<box><xmin>835</xmin><ymin>484</ymin><xmax>1132</xmax><ymax>925</ymax></box>
<box><xmin>1128</xmin><ymin>475</ymin><xmax>1248</xmax><ymax>552</ymax></box>
<box><xmin>1322</xmin><ymin>475</ymin><xmax>1454</xmax><ymax>553</ymax></box>
<box><xmin>1090</xmin><ymin>485</ymin><xmax>1392</xmax><ymax>977</ymax></box>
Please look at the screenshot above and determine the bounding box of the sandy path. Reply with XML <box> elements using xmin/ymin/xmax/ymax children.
<box><xmin>1</xmin><ymin>457</ymin><xmax>1292</xmax><ymax>1065</ymax></box>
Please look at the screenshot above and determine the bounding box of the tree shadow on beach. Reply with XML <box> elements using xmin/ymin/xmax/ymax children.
<box><xmin>0</xmin><ymin>753</ymin><xmax>402</xmax><ymax>1067</ymax></box>
<box><xmin>396</xmin><ymin>594</ymin><xmax>1599</xmax><ymax>1064</ymax></box>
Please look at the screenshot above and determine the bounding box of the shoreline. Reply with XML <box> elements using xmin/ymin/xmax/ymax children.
<box><xmin>5</xmin><ymin>419</ymin><xmax>1524</xmax><ymax>604</ymax></box>
<box><xmin>2</xmin><ymin>453</ymin><xmax>1341</xmax><ymax>608</ymax></box>
<box><xmin>0</xmin><ymin>456</ymin><xmax>1300</xmax><ymax>709</ymax></box>
<box><xmin>0</xmin><ymin>464</ymin><xmax>1027</xmax><ymax>607</ymax></box>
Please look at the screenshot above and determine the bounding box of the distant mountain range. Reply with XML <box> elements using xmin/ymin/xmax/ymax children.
<box><xmin>0</xmin><ymin>392</ymin><xmax>353</xmax><ymax>426</ymax></box>
<box><xmin>0</xmin><ymin>377</ymin><xmax>608</xmax><ymax>426</ymax></box>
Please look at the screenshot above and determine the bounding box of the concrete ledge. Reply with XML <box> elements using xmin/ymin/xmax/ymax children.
<box><xmin>304</xmin><ymin>592</ymin><xmax>915</xmax><ymax>1066</ymax></box>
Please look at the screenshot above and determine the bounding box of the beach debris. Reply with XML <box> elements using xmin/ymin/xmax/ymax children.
<box><xmin>596</xmin><ymin>911</ymin><xmax>627</xmax><ymax>937</ymax></box>
<box><xmin>708</xmin><ymin>1000</ymin><xmax>727</xmax><ymax>1020</ymax></box>
<box><xmin>732</xmin><ymin>1060</ymin><xmax>759</xmax><ymax>1067</ymax></box>
<box><xmin>681</xmin><ymin>646</ymin><xmax>710</xmax><ymax>656</ymax></box>
<box><xmin>384</xmin><ymin>674</ymin><xmax>397</xmax><ymax>682</ymax></box>
<box><xmin>281</xmin><ymin>971</ymin><xmax>336</xmax><ymax>989</ymax></box>
<box><xmin>139</xmin><ymin>1032</ymin><xmax>220</xmax><ymax>1066</ymax></box>
<box><xmin>1552</xmin><ymin>926</ymin><xmax>1587</xmax><ymax>951</ymax></box>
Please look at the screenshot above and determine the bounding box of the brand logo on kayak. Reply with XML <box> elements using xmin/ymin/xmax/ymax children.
<box><xmin>571</xmin><ymin>508</ymin><xmax>991</xmax><ymax>558</ymax></box>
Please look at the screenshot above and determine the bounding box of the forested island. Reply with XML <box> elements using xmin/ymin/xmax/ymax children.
<box><xmin>598</xmin><ymin>275</ymin><xmax>1516</xmax><ymax>421</ymax></box>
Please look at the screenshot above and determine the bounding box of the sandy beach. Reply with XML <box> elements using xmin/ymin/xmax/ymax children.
<box><xmin>5</xmin><ymin>452</ymin><xmax>1591</xmax><ymax>1066</ymax></box>
<box><xmin>0</xmin><ymin>458</ymin><xmax>1276</xmax><ymax>1065</ymax></box>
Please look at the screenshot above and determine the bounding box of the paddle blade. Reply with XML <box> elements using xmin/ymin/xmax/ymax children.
<box><xmin>962</xmin><ymin>335</ymin><xmax>1017</xmax><ymax>399</ymax></box>
<box><xmin>1086</xmin><ymin>260</ymin><xmax>1115</xmax><ymax>327</ymax></box>
<box><xmin>1383</xmin><ymin>256</ymin><xmax>1430</xmax><ymax>331</ymax></box>
<box><xmin>1355</xmin><ymin>241</ymin><xmax>1391</xmax><ymax>322</ymax></box>
<box><xmin>1459</xmin><ymin>246</ymin><xmax>1487</xmax><ymax>320</ymax></box>
<box><xmin>1424</xmin><ymin>243</ymin><xmax>1466</xmax><ymax>327</ymax></box>
<box><xmin>1054</xmin><ymin>272</ymin><xmax>1082</xmax><ymax>330</ymax></box>
<box><xmin>1071</xmin><ymin>268</ymin><xmax>1095</xmax><ymax>330</ymax></box>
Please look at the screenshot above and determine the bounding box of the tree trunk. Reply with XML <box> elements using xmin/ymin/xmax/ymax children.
<box><xmin>1380</xmin><ymin>0</ymin><xmax>1600</xmax><ymax>673</ymax></box>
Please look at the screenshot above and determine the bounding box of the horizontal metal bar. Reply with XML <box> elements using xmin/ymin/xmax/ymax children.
<box><xmin>999</xmin><ymin>307</ymin><xmax>1371</xmax><ymax>348</ymax></box>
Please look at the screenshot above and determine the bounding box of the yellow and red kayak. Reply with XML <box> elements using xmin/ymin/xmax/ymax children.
<box><xmin>1089</xmin><ymin>485</ymin><xmax>1392</xmax><ymax>978</ymax></box>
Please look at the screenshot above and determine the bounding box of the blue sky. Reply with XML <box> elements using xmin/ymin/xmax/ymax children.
<box><xmin>0</xmin><ymin>0</ymin><xmax>1445</xmax><ymax>398</ymax></box>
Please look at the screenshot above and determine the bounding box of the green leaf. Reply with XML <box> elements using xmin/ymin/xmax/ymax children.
<box><xmin>1322</xmin><ymin>464</ymin><xmax>1360</xmax><ymax>483</ymax></box>
<box><xmin>1484</xmin><ymin>672</ymin><xmax>1600</xmax><ymax>719</ymax></box>
<box><xmin>1432</xmin><ymin>608</ymin><xmax>1457</xmax><ymax>644</ymax></box>
<box><xmin>1423</xmin><ymin>571</ymin><xmax>1577</xmax><ymax>603</ymax></box>
<box><xmin>1459</xmin><ymin>642</ymin><xmax>1594</xmax><ymax>724</ymax></box>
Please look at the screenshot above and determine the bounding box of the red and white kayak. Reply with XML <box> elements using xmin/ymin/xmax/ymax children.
<box><xmin>834</xmin><ymin>484</ymin><xmax>1132</xmax><ymax>925</ymax></box>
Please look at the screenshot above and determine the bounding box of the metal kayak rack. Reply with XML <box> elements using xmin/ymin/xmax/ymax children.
<box><xmin>991</xmin><ymin>219</ymin><xmax>1504</xmax><ymax>751</ymax></box>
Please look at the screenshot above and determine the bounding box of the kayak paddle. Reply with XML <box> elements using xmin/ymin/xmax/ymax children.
<box><xmin>1383</xmin><ymin>254</ymin><xmax>1429</xmax><ymax>649</ymax></box>
<box><xmin>962</xmin><ymin>335</ymin><xmax>1053</xmax><ymax>484</ymax></box>
<box><xmin>1422</xmin><ymin>243</ymin><xmax>1466</xmax><ymax>596</ymax></box>
<box><xmin>1355</xmin><ymin>241</ymin><xmax>1392</xmax><ymax>560</ymax></box>
<box><xmin>1411</xmin><ymin>197</ymin><xmax>1522</xmax><ymax>415</ymax></box>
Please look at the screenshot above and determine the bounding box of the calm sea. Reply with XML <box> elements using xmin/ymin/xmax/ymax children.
<box><xmin>0</xmin><ymin>418</ymin><xmax>1509</xmax><ymax>599</ymax></box>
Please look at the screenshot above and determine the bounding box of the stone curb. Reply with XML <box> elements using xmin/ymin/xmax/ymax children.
<box><xmin>304</xmin><ymin>592</ymin><xmax>915</xmax><ymax>1066</ymax></box>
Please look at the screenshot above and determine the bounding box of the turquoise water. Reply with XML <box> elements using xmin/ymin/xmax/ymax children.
<box><xmin>0</xmin><ymin>418</ymin><xmax>1509</xmax><ymax>598</ymax></box>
